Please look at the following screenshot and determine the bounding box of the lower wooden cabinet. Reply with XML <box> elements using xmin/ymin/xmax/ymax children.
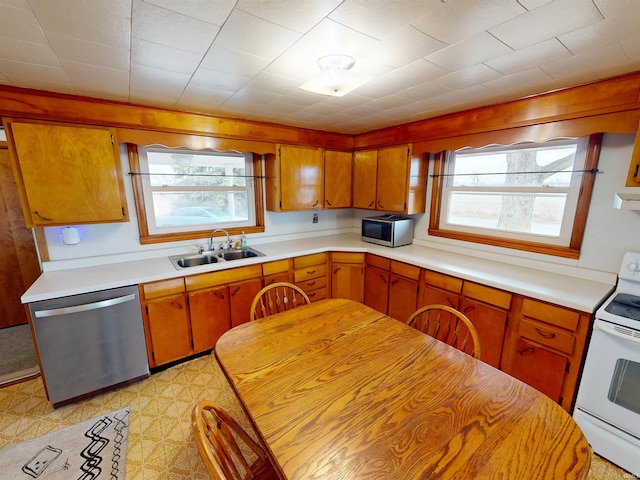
<box><xmin>294</xmin><ymin>253</ymin><xmax>328</xmax><ymax>301</ymax></box>
<box><xmin>364</xmin><ymin>254</ymin><xmax>390</xmax><ymax>313</ymax></box>
<box><xmin>188</xmin><ymin>285</ymin><xmax>230</xmax><ymax>353</ymax></box>
<box><xmin>388</xmin><ymin>260</ymin><xmax>421</xmax><ymax>322</ymax></box>
<box><xmin>330</xmin><ymin>252</ymin><xmax>364</xmax><ymax>302</ymax></box>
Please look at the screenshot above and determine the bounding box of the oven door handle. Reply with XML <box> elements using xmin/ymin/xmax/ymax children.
<box><xmin>595</xmin><ymin>321</ymin><xmax>640</xmax><ymax>345</ymax></box>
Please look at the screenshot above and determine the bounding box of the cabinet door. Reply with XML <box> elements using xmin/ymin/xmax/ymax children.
<box><xmin>508</xmin><ymin>339</ymin><xmax>567</xmax><ymax>403</ymax></box>
<box><xmin>264</xmin><ymin>272</ymin><xmax>290</xmax><ymax>286</ymax></box>
<box><xmin>422</xmin><ymin>285</ymin><xmax>460</xmax><ymax>309</ymax></box>
<box><xmin>280</xmin><ymin>145</ymin><xmax>324</xmax><ymax>210</ymax></box>
<box><xmin>8</xmin><ymin>121</ymin><xmax>128</xmax><ymax>227</ymax></box>
<box><xmin>229</xmin><ymin>277</ymin><xmax>263</xmax><ymax>327</ymax></box>
<box><xmin>460</xmin><ymin>298</ymin><xmax>508</xmax><ymax>368</ymax></box>
<box><xmin>189</xmin><ymin>286</ymin><xmax>231</xmax><ymax>353</ymax></box>
<box><xmin>146</xmin><ymin>295</ymin><xmax>192</xmax><ymax>367</ymax></box>
<box><xmin>353</xmin><ymin>150</ymin><xmax>377</xmax><ymax>209</ymax></box>
<box><xmin>325</xmin><ymin>150</ymin><xmax>352</xmax><ymax>208</ymax></box>
<box><xmin>376</xmin><ymin>145</ymin><xmax>409</xmax><ymax>213</ymax></box>
<box><xmin>364</xmin><ymin>266</ymin><xmax>389</xmax><ymax>314</ymax></box>
<box><xmin>331</xmin><ymin>263</ymin><xmax>364</xmax><ymax>302</ymax></box>
<box><xmin>388</xmin><ymin>273</ymin><xmax>419</xmax><ymax>322</ymax></box>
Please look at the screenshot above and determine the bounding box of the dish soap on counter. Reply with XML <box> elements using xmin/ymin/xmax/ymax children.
<box><xmin>240</xmin><ymin>231</ymin><xmax>247</xmax><ymax>250</ymax></box>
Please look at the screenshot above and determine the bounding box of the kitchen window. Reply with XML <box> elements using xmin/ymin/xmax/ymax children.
<box><xmin>129</xmin><ymin>144</ymin><xmax>264</xmax><ymax>243</ymax></box>
<box><xmin>429</xmin><ymin>135</ymin><xmax>601</xmax><ymax>258</ymax></box>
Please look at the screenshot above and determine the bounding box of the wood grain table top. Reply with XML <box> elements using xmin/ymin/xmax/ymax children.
<box><xmin>215</xmin><ymin>299</ymin><xmax>590</xmax><ymax>480</ymax></box>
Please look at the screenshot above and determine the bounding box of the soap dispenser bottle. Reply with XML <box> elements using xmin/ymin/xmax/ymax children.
<box><xmin>240</xmin><ymin>231</ymin><xmax>247</xmax><ymax>250</ymax></box>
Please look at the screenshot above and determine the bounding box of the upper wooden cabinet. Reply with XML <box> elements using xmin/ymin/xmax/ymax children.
<box><xmin>324</xmin><ymin>150</ymin><xmax>352</xmax><ymax>208</ymax></box>
<box><xmin>266</xmin><ymin>144</ymin><xmax>324</xmax><ymax>211</ymax></box>
<box><xmin>353</xmin><ymin>145</ymin><xmax>428</xmax><ymax>214</ymax></box>
<box><xmin>4</xmin><ymin>120</ymin><xmax>129</xmax><ymax>227</ymax></box>
<box><xmin>626</xmin><ymin>121</ymin><xmax>640</xmax><ymax>186</ymax></box>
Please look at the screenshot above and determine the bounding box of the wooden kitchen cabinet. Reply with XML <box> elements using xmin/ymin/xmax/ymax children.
<box><xmin>294</xmin><ymin>253</ymin><xmax>328</xmax><ymax>302</ymax></box>
<box><xmin>330</xmin><ymin>252</ymin><xmax>364</xmax><ymax>302</ymax></box>
<box><xmin>324</xmin><ymin>150</ymin><xmax>352</xmax><ymax>208</ymax></box>
<box><xmin>262</xmin><ymin>258</ymin><xmax>292</xmax><ymax>286</ymax></box>
<box><xmin>4</xmin><ymin>119</ymin><xmax>129</xmax><ymax>227</ymax></box>
<box><xmin>363</xmin><ymin>254</ymin><xmax>390</xmax><ymax>314</ymax></box>
<box><xmin>228</xmin><ymin>277</ymin><xmax>263</xmax><ymax>327</ymax></box>
<box><xmin>502</xmin><ymin>297</ymin><xmax>591</xmax><ymax>412</ymax></box>
<box><xmin>460</xmin><ymin>282</ymin><xmax>512</xmax><ymax>369</ymax></box>
<box><xmin>352</xmin><ymin>145</ymin><xmax>428</xmax><ymax>214</ymax></box>
<box><xmin>421</xmin><ymin>270</ymin><xmax>463</xmax><ymax>308</ymax></box>
<box><xmin>140</xmin><ymin>278</ymin><xmax>192</xmax><ymax>368</ymax></box>
<box><xmin>266</xmin><ymin>144</ymin><xmax>324</xmax><ymax>211</ymax></box>
<box><xmin>188</xmin><ymin>285</ymin><xmax>230</xmax><ymax>353</ymax></box>
<box><xmin>353</xmin><ymin>150</ymin><xmax>378</xmax><ymax>209</ymax></box>
<box><xmin>625</xmin><ymin>121</ymin><xmax>640</xmax><ymax>186</ymax></box>
<box><xmin>388</xmin><ymin>260</ymin><xmax>421</xmax><ymax>322</ymax></box>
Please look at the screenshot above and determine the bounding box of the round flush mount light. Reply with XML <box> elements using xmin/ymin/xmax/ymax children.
<box><xmin>299</xmin><ymin>54</ymin><xmax>372</xmax><ymax>97</ymax></box>
<box><xmin>317</xmin><ymin>54</ymin><xmax>355</xmax><ymax>72</ymax></box>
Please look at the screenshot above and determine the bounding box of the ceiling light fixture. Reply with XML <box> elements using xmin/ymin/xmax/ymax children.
<box><xmin>299</xmin><ymin>54</ymin><xmax>372</xmax><ymax>97</ymax></box>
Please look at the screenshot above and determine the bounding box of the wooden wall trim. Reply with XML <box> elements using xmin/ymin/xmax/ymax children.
<box><xmin>0</xmin><ymin>85</ymin><xmax>353</xmax><ymax>150</ymax></box>
<box><xmin>356</xmin><ymin>71</ymin><xmax>640</xmax><ymax>149</ymax></box>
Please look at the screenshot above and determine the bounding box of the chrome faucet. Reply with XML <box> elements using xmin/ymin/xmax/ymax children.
<box><xmin>210</xmin><ymin>228</ymin><xmax>230</xmax><ymax>251</ymax></box>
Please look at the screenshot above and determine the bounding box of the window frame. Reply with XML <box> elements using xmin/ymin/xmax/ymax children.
<box><xmin>127</xmin><ymin>144</ymin><xmax>265</xmax><ymax>245</ymax></box>
<box><xmin>428</xmin><ymin>134</ymin><xmax>602</xmax><ymax>259</ymax></box>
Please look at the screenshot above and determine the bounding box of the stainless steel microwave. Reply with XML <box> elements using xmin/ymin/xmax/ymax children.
<box><xmin>361</xmin><ymin>215</ymin><xmax>414</xmax><ymax>247</ymax></box>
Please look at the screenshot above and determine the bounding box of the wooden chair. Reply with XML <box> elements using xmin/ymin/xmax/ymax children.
<box><xmin>407</xmin><ymin>304</ymin><xmax>482</xmax><ymax>359</ymax></box>
<box><xmin>249</xmin><ymin>282</ymin><xmax>311</xmax><ymax>320</ymax></box>
<box><xmin>192</xmin><ymin>401</ymin><xmax>279</xmax><ymax>480</ymax></box>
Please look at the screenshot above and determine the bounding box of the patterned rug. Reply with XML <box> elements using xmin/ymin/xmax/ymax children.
<box><xmin>0</xmin><ymin>407</ymin><xmax>129</xmax><ymax>480</ymax></box>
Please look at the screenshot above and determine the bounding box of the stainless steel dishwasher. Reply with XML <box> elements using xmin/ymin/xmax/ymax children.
<box><xmin>29</xmin><ymin>285</ymin><xmax>149</xmax><ymax>407</ymax></box>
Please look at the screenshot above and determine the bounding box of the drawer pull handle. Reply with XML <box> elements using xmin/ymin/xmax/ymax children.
<box><xmin>307</xmin><ymin>269</ymin><xmax>316</xmax><ymax>275</ymax></box>
<box><xmin>519</xmin><ymin>347</ymin><xmax>535</xmax><ymax>355</ymax></box>
<box><xmin>214</xmin><ymin>291</ymin><xmax>225</xmax><ymax>299</ymax></box>
<box><xmin>171</xmin><ymin>301</ymin><xmax>183</xmax><ymax>309</ymax></box>
<box><xmin>231</xmin><ymin>286</ymin><xmax>241</xmax><ymax>296</ymax></box>
<box><xmin>377</xmin><ymin>201</ymin><xmax>384</xmax><ymax>208</ymax></box>
<box><xmin>535</xmin><ymin>328</ymin><xmax>556</xmax><ymax>339</ymax></box>
<box><xmin>368</xmin><ymin>200</ymin><xmax>374</xmax><ymax>207</ymax></box>
<box><xmin>463</xmin><ymin>306</ymin><xmax>475</xmax><ymax>314</ymax></box>
<box><xmin>326</xmin><ymin>199</ymin><xmax>332</xmax><ymax>206</ymax></box>
<box><xmin>306</xmin><ymin>281</ymin><xmax>316</xmax><ymax>286</ymax></box>
<box><xmin>34</xmin><ymin>210</ymin><xmax>52</xmax><ymax>221</ymax></box>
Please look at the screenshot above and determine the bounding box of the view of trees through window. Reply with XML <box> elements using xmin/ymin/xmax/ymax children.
<box><xmin>443</xmin><ymin>140</ymin><xmax>581</xmax><ymax>240</ymax></box>
<box><xmin>143</xmin><ymin>149</ymin><xmax>253</xmax><ymax>231</ymax></box>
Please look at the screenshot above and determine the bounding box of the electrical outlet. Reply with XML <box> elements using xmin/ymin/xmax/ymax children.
<box><xmin>313</xmin><ymin>213</ymin><xmax>318</xmax><ymax>223</ymax></box>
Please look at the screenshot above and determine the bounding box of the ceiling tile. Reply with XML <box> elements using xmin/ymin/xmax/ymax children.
<box><xmin>0</xmin><ymin>57</ymin><xmax>69</xmax><ymax>84</ymax></box>
<box><xmin>132</xmin><ymin>39</ymin><xmax>201</xmax><ymax>75</ymax></box>
<box><xmin>200</xmin><ymin>46</ymin><xmax>270</xmax><ymax>78</ymax></box>
<box><xmin>366</xmin><ymin>25</ymin><xmax>446</xmax><ymax>68</ymax></box>
<box><xmin>213</xmin><ymin>9</ymin><xmax>301</xmax><ymax>60</ymax></box>
<box><xmin>0</xmin><ymin>4</ymin><xmax>48</xmax><ymax>43</ymax></box>
<box><xmin>0</xmin><ymin>37</ymin><xmax>59</xmax><ymax>66</ymax></box>
<box><xmin>47</xmin><ymin>34</ymin><xmax>129</xmax><ymax>71</ymax></box>
<box><xmin>486</xmin><ymin>38</ymin><xmax>571</xmax><ymax>75</ymax></box>
<box><xmin>328</xmin><ymin>0</ymin><xmax>441</xmax><ymax>40</ymax></box>
<box><xmin>132</xmin><ymin>0</ymin><xmax>218</xmax><ymax>55</ymax></box>
<box><xmin>189</xmin><ymin>66</ymin><xmax>250</xmax><ymax>91</ymax></box>
<box><xmin>176</xmin><ymin>84</ymin><xmax>235</xmax><ymax>113</ymax></box>
<box><xmin>355</xmin><ymin>60</ymin><xmax>447</xmax><ymax>98</ymax></box>
<box><xmin>144</xmin><ymin>0</ymin><xmax>235</xmax><ymax>25</ymax></box>
<box><xmin>621</xmin><ymin>36</ymin><xmax>640</xmax><ymax>61</ymax></box>
<box><xmin>433</xmin><ymin>64</ymin><xmax>503</xmax><ymax>90</ymax></box>
<box><xmin>559</xmin><ymin>16</ymin><xmax>639</xmax><ymax>55</ymax></box>
<box><xmin>541</xmin><ymin>43</ymin><xmax>630</xmax><ymax>80</ymax></box>
<box><xmin>425</xmin><ymin>32</ymin><xmax>513</xmax><ymax>71</ymax></box>
<box><xmin>236</xmin><ymin>0</ymin><xmax>342</xmax><ymax>33</ymax></box>
<box><xmin>62</xmin><ymin>60</ymin><xmax>129</xmax><ymax>98</ymax></box>
<box><xmin>129</xmin><ymin>63</ymin><xmax>190</xmax><ymax>103</ymax></box>
<box><xmin>489</xmin><ymin>0</ymin><xmax>603</xmax><ymax>50</ymax></box>
<box><xmin>594</xmin><ymin>0</ymin><xmax>640</xmax><ymax>18</ymax></box>
<box><xmin>411</xmin><ymin>0</ymin><xmax>526</xmax><ymax>45</ymax></box>
<box><xmin>28</xmin><ymin>0</ymin><xmax>131</xmax><ymax>49</ymax></box>
<box><xmin>482</xmin><ymin>67</ymin><xmax>554</xmax><ymax>95</ymax></box>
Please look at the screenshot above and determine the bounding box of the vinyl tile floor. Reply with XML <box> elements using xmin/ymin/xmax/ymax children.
<box><xmin>0</xmin><ymin>353</ymin><xmax>634</xmax><ymax>479</ymax></box>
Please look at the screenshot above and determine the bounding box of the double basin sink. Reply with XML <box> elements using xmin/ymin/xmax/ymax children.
<box><xmin>169</xmin><ymin>247</ymin><xmax>264</xmax><ymax>269</ymax></box>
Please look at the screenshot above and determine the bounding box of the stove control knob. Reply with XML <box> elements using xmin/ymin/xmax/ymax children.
<box><xmin>628</xmin><ymin>261</ymin><xmax>640</xmax><ymax>273</ymax></box>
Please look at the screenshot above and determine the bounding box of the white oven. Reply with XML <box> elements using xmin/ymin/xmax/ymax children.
<box><xmin>574</xmin><ymin>251</ymin><xmax>640</xmax><ymax>477</ymax></box>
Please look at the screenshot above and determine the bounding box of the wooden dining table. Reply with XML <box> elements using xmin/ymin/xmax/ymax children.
<box><xmin>215</xmin><ymin>298</ymin><xmax>591</xmax><ymax>480</ymax></box>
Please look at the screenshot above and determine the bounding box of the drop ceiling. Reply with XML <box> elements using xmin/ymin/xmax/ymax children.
<box><xmin>1</xmin><ymin>0</ymin><xmax>639</xmax><ymax>134</ymax></box>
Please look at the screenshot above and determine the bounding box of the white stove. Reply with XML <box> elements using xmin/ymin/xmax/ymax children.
<box><xmin>574</xmin><ymin>251</ymin><xmax>640</xmax><ymax>477</ymax></box>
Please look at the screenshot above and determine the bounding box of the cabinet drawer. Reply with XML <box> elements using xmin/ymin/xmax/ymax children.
<box><xmin>297</xmin><ymin>276</ymin><xmax>328</xmax><ymax>294</ymax></box>
<box><xmin>294</xmin><ymin>264</ymin><xmax>328</xmax><ymax>283</ymax></box>
<box><xmin>331</xmin><ymin>252</ymin><xmax>365</xmax><ymax>263</ymax></box>
<box><xmin>423</xmin><ymin>270</ymin><xmax>463</xmax><ymax>294</ymax></box>
<box><xmin>390</xmin><ymin>261</ymin><xmax>420</xmax><ymax>281</ymax></box>
<box><xmin>262</xmin><ymin>259</ymin><xmax>291</xmax><ymax>276</ymax></box>
<box><xmin>366</xmin><ymin>254</ymin><xmax>390</xmax><ymax>270</ymax></box>
<box><xmin>462</xmin><ymin>282</ymin><xmax>512</xmax><ymax>310</ymax></box>
<box><xmin>294</xmin><ymin>253</ymin><xmax>328</xmax><ymax>269</ymax></box>
<box><xmin>185</xmin><ymin>265</ymin><xmax>262</xmax><ymax>291</ymax></box>
<box><xmin>306</xmin><ymin>287</ymin><xmax>328</xmax><ymax>302</ymax></box>
<box><xmin>141</xmin><ymin>278</ymin><xmax>185</xmax><ymax>300</ymax></box>
<box><xmin>519</xmin><ymin>319</ymin><xmax>575</xmax><ymax>355</ymax></box>
<box><xmin>522</xmin><ymin>298</ymin><xmax>580</xmax><ymax>331</ymax></box>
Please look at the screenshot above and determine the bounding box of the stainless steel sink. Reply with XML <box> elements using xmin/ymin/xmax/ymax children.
<box><xmin>169</xmin><ymin>247</ymin><xmax>264</xmax><ymax>269</ymax></box>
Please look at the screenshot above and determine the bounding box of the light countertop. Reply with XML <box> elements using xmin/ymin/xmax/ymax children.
<box><xmin>22</xmin><ymin>233</ymin><xmax>615</xmax><ymax>312</ymax></box>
